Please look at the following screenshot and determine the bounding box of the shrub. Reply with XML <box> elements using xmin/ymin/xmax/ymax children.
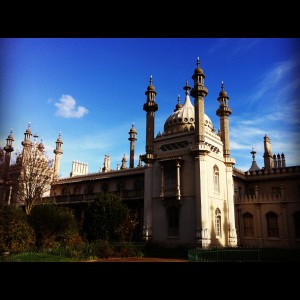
<box><xmin>0</xmin><ymin>206</ymin><xmax>35</xmax><ymax>254</ymax></box>
<box><xmin>28</xmin><ymin>204</ymin><xmax>79</xmax><ymax>249</ymax></box>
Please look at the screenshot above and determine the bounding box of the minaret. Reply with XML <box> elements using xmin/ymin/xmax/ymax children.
<box><xmin>216</xmin><ymin>81</ymin><xmax>232</xmax><ymax>158</ymax></box>
<box><xmin>142</xmin><ymin>75</ymin><xmax>158</xmax><ymax>164</ymax></box>
<box><xmin>128</xmin><ymin>122</ymin><xmax>137</xmax><ymax>168</ymax></box>
<box><xmin>1</xmin><ymin>130</ymin><xmax>14</xmax><ymax>205</ymax></box>
<box><xmin>190</xmin><ymin>58</ymin><xmax>211</xmax><ymax>248</ymax></box>
<box><xmin>216</xmin><ymin>81</ymin><xmax>237</xmax><ymax>247</ymax></box>
<box><xmin>21</xmin><ymin>123</ymin><xmax>32</xmax><ymax>158</ymax></box>
<box><xmin>248</xmin><ymin>147</ymin><xmax>260</xmax><ymax>172</ymax></box>
<box><xmin>142</xmin><ymin>75</ymin><xmax>158</xmax><ymax>242</ymax></box>
<box><xmin>263</xmin><ymin>135</ymin><xmax>274</xmax><ymax>171</ymax></box>
<box><xmin>191</xmin><ymin>57</ymin><xmax>208</xmax><ymax>147</ymax></box>
<box><xmin>53</xmin><ymin>132</ymin><xmax>63</xmax><ymax>179</ymax></box>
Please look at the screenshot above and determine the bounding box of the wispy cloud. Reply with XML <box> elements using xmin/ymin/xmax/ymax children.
<box><xmin>248</xmin><ymin>57</ymin><xmax>300</xmax><ymax>109</ymax></box>
<box><xmin>232</xmin><ymin>38</ymin><xmax>261</xmax><ymax>55</ymax></box>
<box><xmin>208</xmin><ymin>38</ymin><xmax>261</xmax><ymax>55</ymax></box>
<box><xmin>54</xmin><ymin>95</ymin><xmax>89</xmax><ymax>118</ymax></box>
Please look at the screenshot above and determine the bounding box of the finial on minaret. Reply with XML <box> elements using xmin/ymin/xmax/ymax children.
<box><xmin>150</xmin><ymin>75</ymin><xmax>153</xmax><ymax>86</ymax></box>
<box><xmin>197</xmin><ymin>57</ymin><xmax>200</xmax><ymax>68</ymax></box>
<box><xmin>183</xmin><ymin>81</ymin><xmax>191</xmax><ymax>94</ymax></box>
<box><xmin>174</xmin><ymin>94</ymin><xmax>183</xmax><ymax>112</ymax></box>
<box><xmin>251</xmin><ymin>146</ymin><xmax>256</xmax><ymax>161</ymax></box>
<box><xmin>28</xmin><ymin>122</ymin><xmax>31</xmax><ymax>128</ymax></box>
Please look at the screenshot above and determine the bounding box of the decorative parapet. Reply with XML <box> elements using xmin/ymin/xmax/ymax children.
<box><xmin>233</xmin><ymin>165</ymin><xmax>300</xmax><ymax>179</ymax></box>
<box><xmin>234</xmin><ymin>193</ymin><xmax>299</xmax><ymax>203</ymax></box>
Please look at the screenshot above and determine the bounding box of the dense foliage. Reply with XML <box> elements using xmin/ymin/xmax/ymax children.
<box><xmin>0</xmin><ymin>206</ymin><xmax>35</xmax><ymax>254</ymax></box>
<box><xmin>82</xmin><ymin>192</ymin><xmax>137</xmax><ymax>242</ymax></box>
<box><xmin>28</xmin><ymin>204</ymin><xmax>79</xmax><ymax>249</ymax></box>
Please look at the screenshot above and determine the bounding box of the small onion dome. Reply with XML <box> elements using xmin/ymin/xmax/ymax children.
<box><xmin>194</xmin><ymin>57</ymin><xmax>203</xmax><ymax>74</ymax></box>
<box><xmin>219</xmin><ymin>81</ymin><xmax>229</xmax><ymax>98</ymax></box>
<box><xmin>174</xmin><ymin>95</ymin><xmax>183</xmax><ymax>111</ymax></box>
<box><xmin>147</xmin><ymin>75</ymin><xmax>155</xmax><ymax>91</ymax></box>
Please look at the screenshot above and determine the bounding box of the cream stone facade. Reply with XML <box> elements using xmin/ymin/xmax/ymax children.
<box><xmin>1</xmin><ymin>59</ymin><xmax>299</xmax><ymax>248</ymax></box>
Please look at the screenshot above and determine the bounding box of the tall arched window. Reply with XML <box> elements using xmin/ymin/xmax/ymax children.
<box><xmin>293</xmin><ymin>211</ymin><xmax>300</xmax><ymax>238</ymax></box>
<box><xmin>243</xmin><ymin>212</ymin><xmax>254</xmax><ymax>237</ymax></box>
<box><xmin>215</xmin><ymin>208</ymin><xmax>221</xmax><ymax>238</ymax></box>
<box><xmin>266</xmin><ymin>212</ymin><xmax>279</xmax><ymax>237</ymax></box>
<box><xmin>213</xmin><ymin>165</ymin><xmax>220</xmax><ymax>193</ymax></box>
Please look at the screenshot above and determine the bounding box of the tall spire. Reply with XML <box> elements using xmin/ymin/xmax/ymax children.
<box><xmin>22</xmin><ymin>123</ymin><xmax>32</xmax><ymax>149</ymax></box>
<box><xmin>216</xmin><ymin>81</ymin><xmax>232</xmax><ymax>158</ymax></box>
<box><xmin>190</xmin><ymin>57</ymin><xmax>208</xmax><ymax>147</ymax></box>
<box><xmin>128</xmin><ymin>122</ymin><xmax>137</xmax><ymax>168</ymax></box>
<box><xmin>53</xmin><ymin>132</ymin><xmax>63</xmax><ymax>179</ymax></box>
<box><xmin>142</xmin><ymin>75</ymin><xmax>158</xmax><ymax>164</ymax></box>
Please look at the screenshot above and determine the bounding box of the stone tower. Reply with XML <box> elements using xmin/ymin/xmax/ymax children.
<box><xmin>128</xmin><ymin>122</ymin><xmax>137</xmax><ymax>168</ymax></box>
<box><xmin>142</xmin><ymin>75</ymin><xmax>158</xmax><ymax>240</ymax></box>
<box><xmin>190</xmin><ymin>58</ymin><xmax>211</xmax><ymax>247</ymax></box>
<box><xmin>53</xmin><ymin>132</ymin><xmax>63</xmax><ymax>179</ymax></box>
<box><xmin>216</xmin><ymin>81</ymin><xmax>237</xmax><ymax>246</ymax></box>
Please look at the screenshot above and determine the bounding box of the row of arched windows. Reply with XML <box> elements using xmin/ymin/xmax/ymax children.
<box><xmin>242</xmin><ymin>211</ymin><xmax>300</xmax><ymax>238</ymax></box>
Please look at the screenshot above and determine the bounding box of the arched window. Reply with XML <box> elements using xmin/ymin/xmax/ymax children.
<box><xmin>293</xmin><ymin>211</ymin><xmax>300</xmax><ymax>238</ymax></box>
<box><xmin>168</xmin><ymin>206</ymin><xmax>179</xmax><ymax>237</ymax></box>
<box><xmin>215</xmin><ymin>208</ymin><xmax>221</xmax><ymax>238</ymax></box>
<box><xmin>243</xmin><ymin>212</ymin><xmax>254</xmax><ymax>237</ymax></box>
<box><xmin>213</xmin><ymin>165</ymin><xmax>220</xmax><ymax>193</ymax></box>
<box><xmin>266</xmin><ymin>212</ymin><xmax>279</xmax><ymax>237</ymax></box>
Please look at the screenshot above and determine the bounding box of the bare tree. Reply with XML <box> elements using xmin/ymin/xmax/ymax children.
<box><xmin>16</xmin><ymin>144</ymin><xmax>54</xmax><ymax>215</ymax></box>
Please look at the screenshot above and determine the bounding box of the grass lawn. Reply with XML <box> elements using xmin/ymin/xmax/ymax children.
<box><xmin>3</xmin><ymin>252</ymin><xmax>79</xmax><ymax>262</ymax></box>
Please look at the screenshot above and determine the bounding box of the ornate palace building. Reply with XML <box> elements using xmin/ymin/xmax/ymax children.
<box><xmin>1</xmin><ymin>58</ymin><xmax>299</xmax><ymax>248</ymax></box>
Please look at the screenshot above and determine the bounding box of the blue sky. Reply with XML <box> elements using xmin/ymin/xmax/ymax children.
<box><xmin>1</xmin><ymin>38</ymin><xmax>299</xmax><ymax>178</ymax></box>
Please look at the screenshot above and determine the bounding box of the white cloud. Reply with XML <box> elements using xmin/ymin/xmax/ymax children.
<box><xmin>54</xmin><ymin>95</ymin><xmax>89</xmax><ymax>118</ymax></box>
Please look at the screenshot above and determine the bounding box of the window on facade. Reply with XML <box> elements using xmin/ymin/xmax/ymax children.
<box><xmin>266</xmin><ymin>212</ymin><xmax>279</xmax><ymax>238</ymax></box>
<box><xmin>168</xmin><ymin>206</ymin><xmax>179</xmax><ymax>237</ymax></box>
<box><xmin>213</xmin><ymin>165</ymin><xmax>220</xmax><ymax>193</ymax></box>
<box><xmin>243</xmin><ymin>212</ymin><xmax>254</xmax><ymax>237</ymax></box>
<box><xmin>165</xmin><ymin>165</ymin><xmax>176</xmax><ymax>190</ymax></box>
<box><xmin>294</xmin><ymin>211</ymin><xmax>300</xmax><ymax>239</ymax></box>
<box><xmin>215</xmin><ymin>208</ymin><xmax>221</xmax><ymax>238</ymax></box>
